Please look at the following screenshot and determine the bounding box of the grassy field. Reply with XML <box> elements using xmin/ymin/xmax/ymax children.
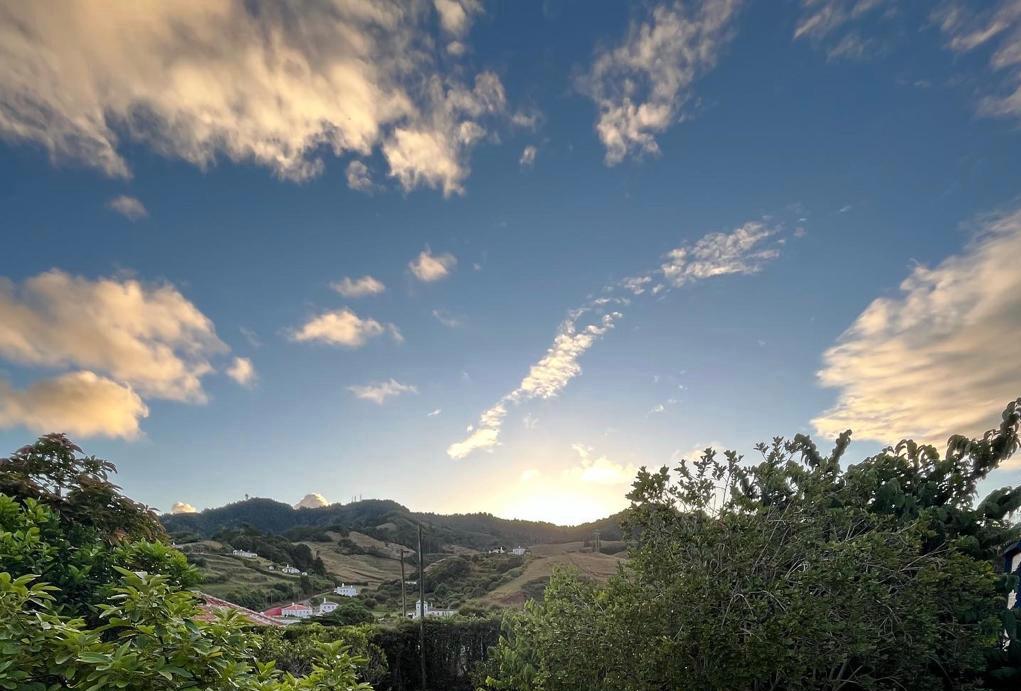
<box><xmin>191</xmin><ymin>552</ymin><xmax>303</xmax><ymax>599</ymax></box>
<box><xmin>182</xmin><ymin>534</ymin><xmax>626</xmax><ymax>611</ymax></box>
<box><xmin>480</xmin><ymin>544</ymin><xmax>625</xmax><ymax>606</ymax></box>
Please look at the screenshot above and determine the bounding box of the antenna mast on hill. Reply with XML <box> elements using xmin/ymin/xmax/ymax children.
<box><xmin>418</xmin><ymin>525</ymin><xmax>427</xmax><ymax>691</ymax></box>
<box><xmin>399</xmin><ymin>548</ymin><xmax>408</xmax><ymax>620</ymax></box>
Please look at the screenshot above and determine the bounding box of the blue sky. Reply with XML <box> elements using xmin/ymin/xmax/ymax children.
<box><xmin>1</xmin><ymin>0</ymin><xmax>1020</xmax><ymax>524</ymax></box>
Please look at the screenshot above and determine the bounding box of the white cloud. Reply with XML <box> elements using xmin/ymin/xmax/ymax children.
<box><xmin>239</xmin><ymin>326</ymin><xmax>261</xmax><ymax>349</ymax></box>
<box><xmin>793</xmin><ymin>0</ymin><xmax>892</xmax><ymax>61</ymax></box>
<box><xmin>0</xmin><ymin>371</ymin><xmax>147</xmax><ymax>439</ymax></box>
<box><xmin>171</xmin><ymin>501</ymin><xmax>198</xmax><ymax>514</ymax></box>
<box><xmin>519</xmin><ymin>145</ymin><xmax>537</xmax><ymax>168</ymax></box>
<box><xmin>0</xmin><ymin>270</ymin><xmax>226</xmax><ymax>402</ymax></box>
<box><xmin>291</xmin><ymin>308</ymin><xmax>400</xmax><ymax>348</ymax></box>
<box><xmin>226</xmin><ymin>356</ymin><xmax>256</xmax><ymax>387</ymax></box>
<box><xmin>432</xmin><ymin>309</ymin><xmax>462</xmax><ymax>328</ymax></box>
<box><xmin>932</xmin><ymin>1</ymin><xmax>1021</xmax><ymax>121</ymax></box>
<box><xmin>567</xmin><ymin>443</ymin><xmax>638</xmax><ymax>486</ymax></box>
<box><xmin>0</xmin><ymin>1</ymin><xmax>510</xmax><ymax>194</ymax></box>
<box><xmin>434</xmin><ymin>0</ymin><xmax>482</xmax><ymax>37</ymax></box>
<box><xmin>579</xmin><ymin>0</ymin><xmax>743</xmax><ymax>165</ymax></box>
<box><xmin>294</xmin><ymin>493</ymin><xmax>329</xmax><ymax>510</ymax></box>
<box><xmin>660</xmin><ymin>221</ymin><xmax>780</xmax><ymax>287</ymax></box>
<box><xmin>107</xmin><ymin>195</ymin><xmax>148</xmax><ymax>221</ymax></box>
<box><xmin>813</xmin><ymin>204</ymin><xmax>1021</xmax><ymax>447</ymax></box>
<box><xmin>427</xmin><ymin>408</ymin><xmax>442</xmax><ymax>417</ymax></box>
<box><xmin>448</xmin><ymin>220</ymin><xmax>783</xmax><ymax>458</ymax></box>
<box><xmin>520</xmin><ymin>468</ymin><xmax>541</xmax><ymax>482</ymax></box>
<box><xmin>409</xmin><ymin>248</ymin><xmax>458</xmax><ymax>282</ymax></box>
<box><xmin>348</xmin><ymin>378</ymin><xmax>418</xmax><ymax>404</ymax></box>
<box><xmin>332</xmin><ymin>275</ymin><xmax>386</xmax><ymax>298</ymax></box>
<box><xmin>345</xmin><ymin>161</ymin><xmax>375</xmax><ymax>193</ymax></box>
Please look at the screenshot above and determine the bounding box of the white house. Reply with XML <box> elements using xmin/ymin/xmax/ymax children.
<box><xmin>280</xmin><ymin>602</ymin><xmax>313</xmax><ymax>619</ymax></box>
<box><xmin>408</xmin><ymin>600</ymin><xmax>456</xmax><ymax>620</ymax></box>
<box><xmin>335</xmin><ymin>583</ymin><xmax>359</xmax><ymax>597</ymax></box>
<box><xmin>317</xmin><ymin>600</ymin><xmax>339</xmax><ymax>615</ymax></box>
<box><xmin>232</xmin><ymin>549</ymin><xmax>257</xmax><ymax>559</ymax></box>
<box><xmin>280</xmin><ymin>565</ymin><xmax>300</xmax><ymax>575</ymax></box>
<box><xmin>487</xmin><ymin>546</ymin><xmax>505</xmax><ymax>554</ymax></box>
<box><xmin>511</xmin><ymin>546</ymin><xmax>527</xmax><ymax>556</ymax></box>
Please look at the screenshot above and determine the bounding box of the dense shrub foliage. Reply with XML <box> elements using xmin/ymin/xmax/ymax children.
<box><xmin>483</xmin><ymin>399</ymin><xmax>1021</xmax><ymax>690</ymax></box>
<box><xmin>0</xmin><ymin>435</ymin><xmax>371</xmax><ymax>690</ymax></box>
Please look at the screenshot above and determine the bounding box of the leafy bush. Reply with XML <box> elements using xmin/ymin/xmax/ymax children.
<box><xmin>483</xmin><ymin>398</ymin><xmax>1021</xmax><ymax>690</ymax></box>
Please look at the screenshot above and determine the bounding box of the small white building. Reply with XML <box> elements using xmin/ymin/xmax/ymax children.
<box><xmin>280</xmin><ymin>602</ymin><xmax>313</xmax><ymax>619</ymax></box>
<box><xmin>511</xmin><ymin>546</ymin><xmax>527</xmax><ymax>556</ymax></box>
<box><xmin>408</xmin><ymin>600</ymin><xmax>456</xmax><ymax>620</ymax></box>
<box><xmin>487</xmin><ymin>546</ymin><xmax>506</xmax><ymax>554</ymax></box>
<box><xmin>280</xmin><ymin>565</ymin><xmax>300</xmax><ymax>575</ymax></box>
<box><xmin>335</xmin><ymin>583</ymin><xmax>359</xmax><ymax>597</ymax></box>
<box><xmin>317</xmin><ymin>600</ymin><xmax>339</xmax><ymax>615</ymax></box>
<box><xmin>232</xmin><ymin>549</ymin><xmax>257</xmax><ymax>559</ymax></box>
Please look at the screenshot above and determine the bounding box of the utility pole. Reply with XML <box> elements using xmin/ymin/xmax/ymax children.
<box><xmin>399</xmin><ymin>548</ymin><xmax>407</xmax><ymax>620</ymax></box>
<box><xmin>418</xmin><ymin>525</ymin><xmax>427</xmax><ymax>691</ymax></box>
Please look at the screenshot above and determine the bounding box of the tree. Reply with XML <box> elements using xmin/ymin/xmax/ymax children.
<box><xmin>0</xmin><ymin>433</ymin><xmax>164</xmax><ymax>542</ymax></box>
<box><xmin>484</xmin><ymin>398</ymin><xmax>1021</xmax><ymax>690</ymax></box>
<box><xmin>0</xmin><ymin>434</ymin><xmax>374</xmax><ymax>690</ymax></box>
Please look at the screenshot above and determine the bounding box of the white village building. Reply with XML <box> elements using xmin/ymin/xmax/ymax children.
<box><xmin>280</xmin><ymin>565</ymin><xmax>300</xmax><ymax>575</ymax></box>
<box><xmin>511</xmin><ymin>546</ymin><xmax>527</xmax><ymax>556</ymax></box>
<box><xmin>232</xmin><ymin>549</ymin><xmax>257</xmax><ymax>559</ymax></box>
<box><xmin>280</xmin><ymin>602</ymin><xmax>313</xmax><ymax>619</ymax></box>
<box><xmin>317</xmin><ymin>600</ymin><xmax>339</xmax><ymax>615</ymax></box>
<box><xmin>408</xmin><ymin>600</ymin><xmax>456</xmax><ymax>620</ymax></box>
<box><xmin>335</xmin><ymin>583</ymin><xmax>359</xmax><ymax>597</ymax></box>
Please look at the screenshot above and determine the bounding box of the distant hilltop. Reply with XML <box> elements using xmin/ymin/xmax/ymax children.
<box><xmin>161</xmin><ymin>496</ymin><xmax>625</xmax><ymax>553</ymax></box>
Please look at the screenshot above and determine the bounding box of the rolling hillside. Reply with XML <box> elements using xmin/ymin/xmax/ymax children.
<box><xmin>163</xmin><ymin>498</ymin><xmax>629</xmax><ymax>612</ymax></box>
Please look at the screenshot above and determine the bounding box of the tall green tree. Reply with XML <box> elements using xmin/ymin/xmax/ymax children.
<box><xmin>485</xmin><ymin>398</ymin><xmax>1021</xmax><ymax>690</ymax></box>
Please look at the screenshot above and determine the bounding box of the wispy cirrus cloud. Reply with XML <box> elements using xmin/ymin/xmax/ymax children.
<box><xmin>291</xmin><ymin>308</ymin><xmax>401</xmax><ymax>348</ymax></box>
<box><xmin>0</xmin><ymin>1</ymin><xmax>514</xmax><ymax>195</ymax></box>
<box><xmin>813</xmin><ymin>204</ymin><xmax>1021</xmax><ymax>448</ymax></box>
<box><xmin>794</xmin><ymin>0</ymin><xmax>894</xmax><ymax>61</ymax></box>
<box><xmin>579</xmin><ymin>0</ymin><xmax>743</xmax><ymax>165</ymax></box>
<box><xmin>348</xmin><ymin>378</ymin><xmax>418</xmax><ymax>405</ymax></box>
<box><xmin>447</xmin><ymin>219</ymin><xmax>784</xmax><ymax>459</ymax></box>
<box><xmin>932</xmin><ymin>0</ymin><xmax>1021</xmax><ymax>121</ymax></box>
<box><xmin>107</xmin><ymin>195</ymin><xmax>148</xmax><ymax>221</ymax></box>
<box><xmin>332</xmin><ymin>275</ymin><xmax>386</xmax><ymax>298</ymax></box>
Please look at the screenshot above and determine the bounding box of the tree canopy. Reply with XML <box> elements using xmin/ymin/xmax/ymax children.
<box><xmin>483</xmin><ymin>398</ymin><xmax>1021</xmax><ymax>690</ymax></box>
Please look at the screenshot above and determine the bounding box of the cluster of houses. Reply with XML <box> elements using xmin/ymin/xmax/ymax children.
<box><xmin>257</xmin><ymin>584</ymin><xmax>360</xmax><ymax>624</ymax></box>
<box><xmin>262</xmin><ymin>599</ymin><xmax>339</xmax><ymax>621</ymax></box>
<box><xmin>229</xmin><ymin>549</ymin><xmax>309</xmax><ymax>576</ymax></box>
<box><xmin>487</xmin><ymin>546</ymin><xmax>528</xmax><ymax>556</ymax></box>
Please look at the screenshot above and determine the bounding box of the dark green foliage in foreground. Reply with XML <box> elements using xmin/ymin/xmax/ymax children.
<box><xmin>0</xmin><ymin>437</ymin><xmax>372</xmax><ymax>690</ymax></box>
<box><xmin>484</xmin><ymin>398</ymin><xmax>1021</xmax><ymax>691</ymax></box>
<box><xmin>372</xmin><ymin>618</ymin><xmax>501</xmax><ymax>691</ymax></box>
<box><xmin>257</xmin><ymin>617</ymin><xmax>501</xmax><ymax>691</ymax></box>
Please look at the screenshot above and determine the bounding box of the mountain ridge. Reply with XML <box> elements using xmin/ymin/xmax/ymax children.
<box><xmin>162</xmin><ymin>497</ymin><xmax>626</xmax><ymax>552</ymax></box>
